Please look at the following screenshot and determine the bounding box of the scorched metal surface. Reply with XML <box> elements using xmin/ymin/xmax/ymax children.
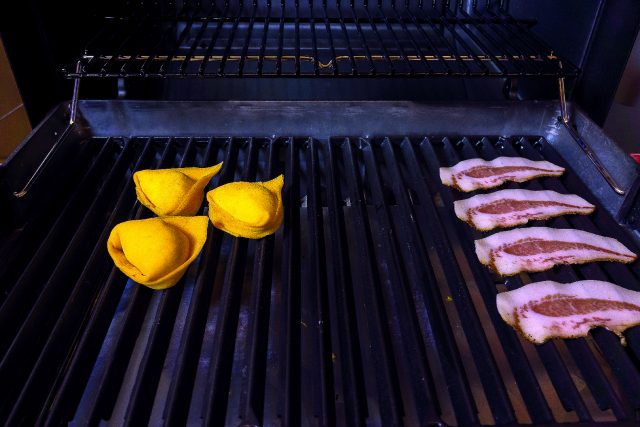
<box><xmin>0</xmin><ymin>101</ymin><xmax>639</xmax><ymax>426</ymax></box>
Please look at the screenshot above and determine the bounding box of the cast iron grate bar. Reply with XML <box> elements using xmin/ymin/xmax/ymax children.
<box><xmin>160</xmin><ymin>138</ymin><xmax>235</xmax><ymax>424</ymax></box>
<box><xmin>339</xmin><ymin>138</ymin><xmax>405</xmax><ymax>425</ymax></box>
<box><xmin>64</xmin><ymin>0</ymin><xmax>578</xmax><ymax>78</ymax></box>
<box><xmin>238</xmin><ymin>140</ymin><xmax>279</xmax><ymax>424</ymax></box>
<box><xmin>1</xmin><ymin>135</ymin><xmax>639</xmax><ymax>426</ymax></box>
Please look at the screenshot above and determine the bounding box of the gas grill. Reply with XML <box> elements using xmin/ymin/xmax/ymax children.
<box><xmin>2</xmin><ymin>1</ymin><xmax>640</xmax><ymax>426</ymax></box>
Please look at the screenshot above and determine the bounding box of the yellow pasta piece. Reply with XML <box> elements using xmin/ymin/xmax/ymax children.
<box><xmin>207</xmin><ymin>174</ymin><xmax>284</xmax><ymax>239</ymax></box>
<box><xmin>134</xmin><ymin>163</ymin><xmax>223</xmax><ymax>216</ymax></box>
<box><xmin>107</xmin><ymin>216</ymin><xmax>208</xmax><ymax>290</ymax></box>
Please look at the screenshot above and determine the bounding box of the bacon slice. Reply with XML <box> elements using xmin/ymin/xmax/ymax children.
<box><xmin>454</xmin><ymin>189</ymin><xmax>595</xmax><ymax>231</ymax></box>
<box><xmin>440</xmin><ymin>157</ymin><xmax>565</xmax><ymax>192</ymax></box>
<box><xmin>497</xmin><ymin>280</ymin><xmax>640</xmax><ymax>344</ymax></box>
<box><xmin>475</xmin><ymin>227</ymin><xmax>636</xmax><ymax>276</ymax></box>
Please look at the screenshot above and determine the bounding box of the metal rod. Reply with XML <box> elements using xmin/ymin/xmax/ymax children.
<box><xmin>372</xmin><ymin>2</ymin><xmax>408</xmax><ymax>74</ymax></box>
<box><xmin>308</xmin><ymin>0</ymin><xmax>321</xmax><ymax>75</ymax></box>
<box><xmin>179</xmin><ymin>3</ymin><xmax>216</xmax><ymax>74</ymax></box>
<box><xmin>335</xmin><ymin>0</ymin><xmax>360</xmax><ymax>75</ymax></box>
<box><xmin>199</xmin><ymin>1</ymin><xmax>230</xmax><ymax>75</ymax></box>
<box><xmin>160</xmin><ymin>4</ymin><xmax>201</xmax><ymax>75</ymax></box>
<box><xmin>558</xmin><ymin>76</ymin><xmax>625</xmax><ymax>195</ymax></box>
<box><xmin>257</xmin><ymin>0</ymin><xmax>272</xmax><ymax>75</ymax></box>
<box><xmin>276</xmin><ymin>1</ymin><xmax>286</xmax><ymax>75</ymax></box>
<box><xmin>70</xmin><ymin>62</ymin><xmax>81</xmax><ymax>125</ymax></box>
<box><xmin>463</xmin><ymin>7</ymin><xmax>530</xmax><ymax>75</ymax></box>
<box><xmin>349</xmin><ymin>2</ymin><xmax>375</xmax><ymax>74</ymax></box>
<box><xmin>98</xmin><ymin>18</ymin><xmax>147</xmax><ymax>75</ymax></box>
<box><xmin>321</xmin><ymin>0</ymin><xmax>339</xmax><ymax>75</ymax></box>
<box><xmin>363</xmin><ymin>4</ymin><xmax>397</xmax><ymax>74</ymax></box>
<box><xmin>14</xmin><ymin>62</ymin><xmax>82</xmax><ymax>198</ymax></box>
<box><xmin>139</xmin><ymin>4</ymin><xmax>190</xmax><ymax>76</ymax></box>
<box><xmin>294</xmin><ymin>0</ymin><xmax>301</xmax><ymax>75</ymax></box>
<box><xmin>450</xmin><ymin>7</ymin><xmax>507</xmax><ymax>75</ymax></box>
<box><xmin>416</xmin><ymin>4</ymin><xmax>489</xmax><ymax>74</ymax></box>
<box><xmin>404</xmin><ymin>4</ymin><xmax>453</xmax><ymax>74</ymax></box>
<box><xmin>238</xmin><ymin>1</ymin><xmax>258</xmax><ymax>75</ymax></box>
<box><xmin>217</xmin><ymin>1</ymin><xmax>244</xmax><ymax>76</ymax></box>
<box><xmin>390</xmin><ymin>3</ymin><xmax>433</xmax><ymax>74</ymax></box>
<box><xmin>483</xmin><ymin>8</ymin><xmax>544</xmax><ymax>68</ymax></box>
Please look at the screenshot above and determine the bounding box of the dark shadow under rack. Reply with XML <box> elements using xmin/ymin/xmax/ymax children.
<box><xmin>64</xmin><ymin>0</ymin><xmax>579</xmax><ymax>78</ymax></box>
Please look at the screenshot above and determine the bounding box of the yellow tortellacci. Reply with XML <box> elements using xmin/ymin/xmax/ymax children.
<box><xmin>207</xmin><ymin>174</ymin><xmax>284</xmax><ymax>239</ymax></box>
<box><xmin>134</xmin><ymin>163</ymin><xmax>223</xmax><ymax>216</ymax></box>
<box><xmin>107</xmin><ymin>216</ymin><xmax>209</xmax><ymax>290</ymax></box>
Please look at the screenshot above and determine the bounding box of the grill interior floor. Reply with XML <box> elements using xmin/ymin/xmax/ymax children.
<box><xmin>1</xmin><ymin>135</ymin><xmax>639</xmax><ymax>426</ymax></box>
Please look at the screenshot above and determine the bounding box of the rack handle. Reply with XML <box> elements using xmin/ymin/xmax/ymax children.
<box><xmin>561</xmin><ymin>121</ymin><xmax>625</xmax><ymax>195</ymax></box>
<box><xmin>558</xmin><ymin>76</ymin><xmax>625</xmax><ymax>195</ymax></box>
<box><xmin>13</xmin><ymin>61</ymin><xmax>82</xmax><ymax>198</ymax></box>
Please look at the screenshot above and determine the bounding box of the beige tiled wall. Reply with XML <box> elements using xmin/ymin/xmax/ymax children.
<box><xmin>0</xmin><ymin>36</ymin><xmax>31</xmax><ymax>162</ymax></box>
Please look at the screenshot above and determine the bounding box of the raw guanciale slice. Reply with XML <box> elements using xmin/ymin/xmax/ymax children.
<box><xmin>475</xmin><ymin>227</ymin><xmax>636</xmax><ymax>276</ymax></box>
<box><xmin>439</xmin><ymin>157</ymin><xmax>565</xmax><ymax>192</ymax></box>
<box><xmin>454</xmin><ymin>189</ymin><xmax>595</xmax><ymax>231</ymax></box>
<box><xmin>497</xmin><ymin>280</ymin><xmax>640</xmax><ymax>344</ymax></box>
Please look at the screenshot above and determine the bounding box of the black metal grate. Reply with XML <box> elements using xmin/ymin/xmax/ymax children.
<box><xmin>64</xmin><ymin>0</ymin><xmax>578</xmax><ymax>78</ymax></box>
<box><xmin>0</xmin><ymin>135</ymin><xmax>638</xmax><ymax>425</ymax></box>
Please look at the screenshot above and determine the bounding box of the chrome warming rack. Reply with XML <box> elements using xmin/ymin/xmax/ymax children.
<box><xmin>63</xmin><ymin>0</ymin><xmax>575</xmax><ymax>78</ymax></box>
<box><xmin>15</xmin><ymin>0</ymin><xmax>624</xmax><ymax>198</ymax></box>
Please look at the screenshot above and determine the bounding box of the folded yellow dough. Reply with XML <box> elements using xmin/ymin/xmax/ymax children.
<box><xmin>107</xmin><ymin>216</ymin><xmax>208</xmax><ymax>290</ymax></box>
<box><xmin>134</xmin><ymin>163</ymin><xmax>223</xmax><ymax>216</ymax></box>
<box><xmin>207</xmin><ymin>174</ymin><xmax>284</xmax><ymax>239</ymax></box>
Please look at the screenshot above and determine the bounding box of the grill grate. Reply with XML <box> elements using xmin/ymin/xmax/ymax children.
<box><xmin>0</xmin><ymin>135</ymin><xmax>638</xmax><ymax>425</ymax></box>
<box><xmin>64</xmin><ymin>0</ymin><xmax>578</xmax><ymax>78</ymax></box>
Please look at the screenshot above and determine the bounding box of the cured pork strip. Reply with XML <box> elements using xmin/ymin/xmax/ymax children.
<box><xmin>440</xmin><ymin>157</ymin><xmax>565</xmax><ymax>192</ymax></box>
<box><xmin>497</xmin><ymin>280</ymin><xmax>640</xmax><ymax>344</ymax></box>
<box><xmin>454</xmin><ymin>189</ymin><xmax>595</xmax><ymax>231</ymax></box>
<box><xmin>475</xmin><ymin>227</ymin><xmax>636</xmax><ymax>276</ymax></box>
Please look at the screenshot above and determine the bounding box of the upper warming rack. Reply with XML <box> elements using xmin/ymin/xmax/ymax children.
<box><xmin>64</xmin><ymin>0</ymin><xmax>579</xmax><ymax>78</ymax></box>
